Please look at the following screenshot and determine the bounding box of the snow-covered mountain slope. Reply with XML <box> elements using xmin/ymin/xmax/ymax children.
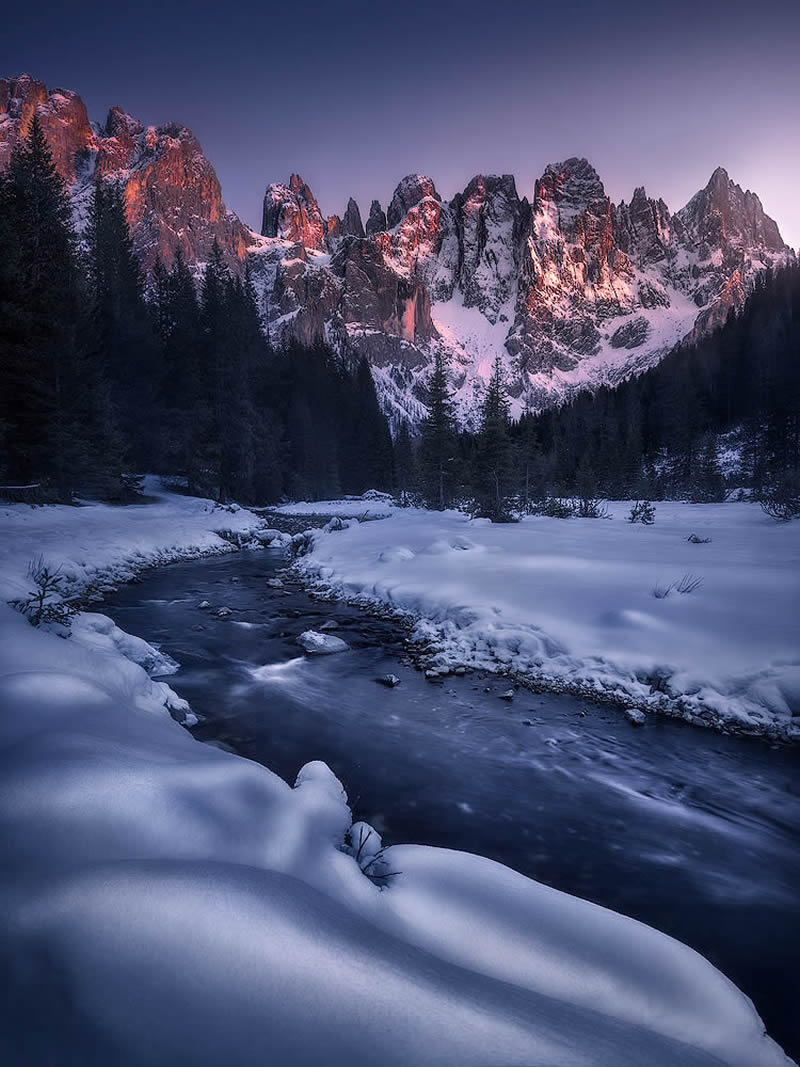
<box><xmin>256</xmin><ymin>160</ymin><xmax>795</xmax><ymax>424</ymax></box>
<box><xmin>2</xmin><ymin>74</ymin><xmax>794</xmax><ymax>422</ymax></box>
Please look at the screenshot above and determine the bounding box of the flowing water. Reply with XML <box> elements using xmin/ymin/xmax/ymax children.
<box><xmin>104</xmin><ymin>546</ymin><xmax>800</xmax><ymax>1059</ymax></box>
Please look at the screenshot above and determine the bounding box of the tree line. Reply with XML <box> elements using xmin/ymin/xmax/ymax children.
<box><xmin>0</xmin><ymin>116</ymin><xmax>393</xmax><ymax>505</ymax></box>
<box><xmin>408</xmin><ymin>263</ymin><xmax>800</xmax><ymax>519</ymax></box>
<box><xmin>2</xmin><ymin>117</ymin><xmax>797</xmax><ymax>516</ymax></box>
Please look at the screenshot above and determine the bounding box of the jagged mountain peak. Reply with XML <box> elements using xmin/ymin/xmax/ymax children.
<box><xmin>0</xmin><ymin>73</ymin><xmax>253</xmax><ymax>270</ymax></box>
<box><xmin>342</xmin><ymin>197</ymin><xmax>364</xmax><ymax>238</ymax></box>
<box><xmin>535</xmin><ymin>157</ymin><xmax>606</xmax><ymax>209</ymax></box>
<box><xmin>678</xmin><ymin>166</ymin><xmax>788</xmax><ymax>256</ymax></box>
<box><xmin>365</xmin><ymin>199</ymin><xmax>387</xmax><ymax>237</ymax></box>
<box><xmin>387</xmin><ymin>175</ymin><xmax>440</xmax><ymax>228</ymax></box>
<box><xmin>262</xmin><ymin>175</ymin><xmax>325</xmax><ymax>251</ymax></box>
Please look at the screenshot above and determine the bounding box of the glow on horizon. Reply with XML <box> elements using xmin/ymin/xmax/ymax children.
<box><xmin>2</xmin><ymin>0</ymin><xmax>798</xmax><ymax>248</ymax></box>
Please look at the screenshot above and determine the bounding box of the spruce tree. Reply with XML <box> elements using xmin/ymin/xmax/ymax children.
<box><xmin>471</xmin><ymin>357</ymin><xmax>513</xmax><ymax>521</ymax></box>
<box><xmin>1</xmin><ymin>116</ymin><xmax>116</xmax><ymax>499</ymax></box>
<box><xmin>418</xmin><ymin>350</ymin><xmax>458</xmax><ymax>509</ymax></box>
<box><xmin>394</xmin><ymin>419</ymin><xmax>416</xmax><ymax>505</ymax></box>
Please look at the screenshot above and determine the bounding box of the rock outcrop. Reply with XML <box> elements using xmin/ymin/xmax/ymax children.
<box><xmin>0</xmin><ymin>74</ymin><xmax>252</xmax><ymax>271</ymax></box>
<box><xmin>365</xmin><ymin>200</ymin><xmax>387</xmax><ymax>237</ymax></box>
<box><xmin>262</xmin><ymin>174</ymin><xmax>326</xmax><ymax>252</ymax></box>
<box><xmin>0</xmin><ymin>74</ymin><xmax>92</xmax><ymax>181</ymax></box>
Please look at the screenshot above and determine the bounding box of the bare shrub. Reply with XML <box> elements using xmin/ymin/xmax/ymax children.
<box><xmin>573</xmin><ymin>497</ymin><xmax>611</xmax><ymax>519</ymax></box>
<box><xmin>653</xmin><ymin>573</ymin><xmax>704</xmax><ymax>599</ymax></box>
<box><xmin>675</xmin><ymin>573</ymin><xmax>704</xmax><ymax>594</ymax></box>
<box><xmin>534</xmin><ymin>497</ymin><xmax>575</xmax><ymax>519</ymax></box>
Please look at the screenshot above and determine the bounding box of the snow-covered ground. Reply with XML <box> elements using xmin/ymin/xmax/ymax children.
<box><xmin>0</xmin><ymin>476</ymin><xmax>286</xmax><ymax>607</ymax></box>
<box><xmin>0</xmin><ymin>485</ymin><xmax>794</xmax><ymax>1064</ymax></box>
<box><xmin>290</xmin><ymin>501</ymin><xmax>800</xmax><ymax>740</ymax></box>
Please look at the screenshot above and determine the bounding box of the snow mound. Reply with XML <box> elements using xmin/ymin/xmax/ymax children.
<box><xmin>71</xmin><ymin>611</ymin><xmax>179</xmax><ymax>676</ymax></box>
<box><xmin>378</xmin><ymin>546</ymin><xmax>416</xmax><ymax>562</ymax></box>
<box><xmin>297</xmin><ymin>630</ymin><xmax>350</xmax><ymax>654</ymax></box>
<box><xmin>293</xmin><ymin>501</ymin><xmax>800</xmax><ymax>740</ymax></box>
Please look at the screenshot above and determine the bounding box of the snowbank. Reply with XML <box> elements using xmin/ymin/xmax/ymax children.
<box><xmin>0</xmin><ymin>599</ymin><xmax>792</xmax><ymax>1065</ymax></box>
<box><xmin>0</xmin><ymin>476</ymin><xmax>277</xmax><ymax>606</ymax></box>
<box><xmin>273</xmin><ymin>492</ymin><xmax>396</xmax><ymax>519</ymax></box>
<box><xmin>0</xmin><ymin>486</ymin><xmax>793</xmax><ymax>1063</ymax></box>
<box><xmin>291</xmin><ymin>501</ymin><xmax>800</xmax><ymax>740</ymax></box>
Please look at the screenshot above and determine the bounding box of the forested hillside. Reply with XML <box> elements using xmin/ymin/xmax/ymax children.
<box><xmin>0</xmin><ymin>118</ymin><xmax>393</xmax><ymax>504</ymax></box>
<box><xmin>1</xmin><ymin>119</ymin><xmax>797</xmax><ymax>514</ymax></box>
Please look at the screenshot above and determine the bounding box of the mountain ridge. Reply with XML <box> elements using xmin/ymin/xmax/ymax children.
<box><xmin>1</xmin><ymin>73</ymin><xmax>794</xmax><ymax>424</ymax></box>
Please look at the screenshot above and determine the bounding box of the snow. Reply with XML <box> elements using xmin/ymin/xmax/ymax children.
<box><xmin>273</xmin><ymin>495</ymin><xmax>397</xmax><ymax>518</ymax></box>
<box><xmin>0</xmin><ymin>476</ymin><xmax>270</xmax><ymax>606</ymax></box>
<box><xmin>297</xmin><ymin>629</ymin><xmax>350</xmax><ymax>654</ymax></box>
<box><xmin>0</xmin><ymin>486</ymin><xmax>794</xmax><ymax>1063</ymax></box>
<box><xmin>290</xmin><ymin>501</ymin><xmax>800</xmax><ymax>740</ymax></box>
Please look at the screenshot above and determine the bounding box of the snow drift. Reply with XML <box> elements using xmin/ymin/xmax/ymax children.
<box><xmin>0</xmin><ymin>484</ymin><xmax>793</xmax><ymax>1064</ymax></box>
<box><xmin>291</xmin><ymin>501</ymin><xmax>800</xmax><ymax>739</ymax></box>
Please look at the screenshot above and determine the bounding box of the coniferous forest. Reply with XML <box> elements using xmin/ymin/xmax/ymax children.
<box><xmin>1</xmin><ymin>117</ymin><xmax>798</xmax><ymax>516</ymax></box>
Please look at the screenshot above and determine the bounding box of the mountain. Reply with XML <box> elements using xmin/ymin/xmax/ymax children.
<box><xmin>254</xmin><ymin>161</ymin><xmax>794</xmax><ymax>423</ymax></box>
<box><xmin>0</xmin><ymin>74</ymin><xmax>252</xmax><ymax>270</ymax></box>
<box><xmin>2</xmin><ymin>74</ymin><xmax>794</xmax><ymax>423</ymax></box>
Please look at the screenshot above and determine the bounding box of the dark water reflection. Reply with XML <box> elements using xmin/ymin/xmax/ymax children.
<box><xmin>105</xmin><ymin>548</ymin><xmax>800</xmax><ymax>1060</ymax></box>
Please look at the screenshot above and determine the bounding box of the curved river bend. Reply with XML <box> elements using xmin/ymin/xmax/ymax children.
<box><xmin>104</xmin><ymin>547</ymin><xmax>800</xmax><ymax>1060</ymax></box>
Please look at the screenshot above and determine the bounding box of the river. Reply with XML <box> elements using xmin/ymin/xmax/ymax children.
<box><xmin>103</xmin><ymin>546</ymin><xmax>800</xmax><ymax>1060</ymax></box>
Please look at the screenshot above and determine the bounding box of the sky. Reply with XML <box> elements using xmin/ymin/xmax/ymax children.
<box><xmin>3</xmin><ymin>0</ymin><xmax>799</xmax><ymax>247</ymax></box>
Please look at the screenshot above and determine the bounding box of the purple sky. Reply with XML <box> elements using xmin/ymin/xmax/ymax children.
<box><xmin>3</xmin><ymin>0</ymin><xmax>799</xmax><ymax>247</ymax></box>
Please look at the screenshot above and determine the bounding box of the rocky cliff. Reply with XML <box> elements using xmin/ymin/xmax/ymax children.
<box><xmin>3</xmin><ymin>73</ymin><xmax>793</xmax><ymax>423</ymax></box>
<box><xmin>0</xmin><ymin>74</ymin><xmax>252</xmax><ymax>270</ymax></box>
<box><xmin>255</xmin><ymin>161</ymin><xmax>794</xmax><ymax>421</ymax></box>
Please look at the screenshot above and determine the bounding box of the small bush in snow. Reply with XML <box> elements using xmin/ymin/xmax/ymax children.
<box><xmin>757</xmin><ymin>472</ymin><xmax>800</xmax><ymax>521</ymax></box>
<box><xmin>572</xmin><ymin>497</ymin><xmax>611</xmax><ymax>519</ymax></box>
<box><xmin>628</xmin><ymin>500</ymin><xmax>655</xmax><ymax>524</ymax></box>
<box><xmin>535</xmin><ymin>497</ymin><xmax>575</xmax><ymax>519</ymax></box>
<box><xmin>687</xmin><ymin>533</ymin><xmax>711</xmax><ymax>544</ymax></box>
<box><xmin>12</xmin><ymin>556</ymin><xmax>77</xmax><ymax>629</ymax></box>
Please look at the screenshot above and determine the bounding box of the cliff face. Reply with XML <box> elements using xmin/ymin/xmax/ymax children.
<box><xmin>254</xmin><ymin>160</ymin><xmax>794</xmax><ymax>422</ymax></box>
<box><xmin>0</xmin><ymin>74</ymin><xmax>252</xmax><ymax>270</ymax></box>
<box><xmin>3</xmin><ymin>73</ymin><xmax>794</xmax><ymax>423</ymax></box>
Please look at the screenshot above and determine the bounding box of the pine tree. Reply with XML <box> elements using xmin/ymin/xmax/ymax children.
<box><xmin>471</xmin><ymin>357</ymin><xmax>514</xmax><ymax>521</ymax></box>
<box><xmin>394</xmin><ymin>419</ymin><xmax>416</xmax><ymax>505</ymax></box>
<box><xmin>344</xmin><ymin>358</ymin><xmax>394</xmax><ymax>493</ymax></box>
<box><xmin>0</xmin><ymin>116</ymin><xmax>118</xmax><ymax>499</ymax></box>
<box><xmin>418</xmin><ymin>350</ymin><xmax>458</xmax><ymax>509</ymax></box>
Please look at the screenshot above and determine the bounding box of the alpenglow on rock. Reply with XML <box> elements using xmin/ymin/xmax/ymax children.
<box><xmin>5</xmin><ymin>73</ymin><xmax>794</xmax><ymax>425</ymax></box>
<box><xmin>0</xmin><ymin>74</ymin><xmax>252</xmax><ymax>271</ymax></box>
<box><xmin>252</xmin><ymin>159</ymin><xmax>794</xmax><ymax>424</ymax></box>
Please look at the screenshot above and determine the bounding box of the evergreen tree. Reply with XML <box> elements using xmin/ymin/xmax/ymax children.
<box><xmin>394</xmin><ymin>419</ymin><xmax>416</xmax><ymax>505</ymax></box>
<box><xmin>343</xmin><ymin>358</ymin><xmax>394</xmax><ymax>493</ymax></box>
<box><xmin>471</xmin><ymin>357</ymin><xmax>513</xmax><ymax>521</ymax></box>
<box><xmin>418</xmin><ymin>350</ymin><xmax>458</xmax><ymax>509</ymax></box>
<box><xmin>0</xmin><ymin>116</ymin><xmax>120</xmax><ymax>499</ymax></box>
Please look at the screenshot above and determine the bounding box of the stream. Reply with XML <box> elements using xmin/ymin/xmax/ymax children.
<box><xmin>103</xmin><ymin>545</ymin><xmax>800</xmax><ymax>1060</ymax></box>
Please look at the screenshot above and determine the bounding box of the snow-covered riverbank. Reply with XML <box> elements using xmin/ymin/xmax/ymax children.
<box><xmin>290</xmin><ymin>500</ymin><xmax>800</xmax><ymax>741</ymax></box>
<box><xmin>0</xmin><ymin>486</ymin><xmax>794</xmax><ymax>1065</ymax></box>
